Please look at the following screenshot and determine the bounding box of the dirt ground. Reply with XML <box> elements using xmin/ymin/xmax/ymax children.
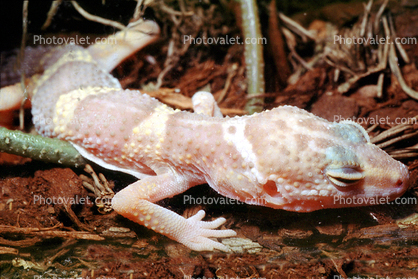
<box><xmin>1</xmin><ymin>1</ymin><xmax>418</xmax><ymax>278</ymax></box>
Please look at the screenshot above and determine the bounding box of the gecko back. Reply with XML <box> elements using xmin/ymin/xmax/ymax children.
<box><xmin>31</xmin><ymin>46</ymin><xmax>122</xmax><ymax>137</ymax></box>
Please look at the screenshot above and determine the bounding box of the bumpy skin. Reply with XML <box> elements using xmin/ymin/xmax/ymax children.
<box><xmin>2</xmin><ymin>20</ymin><xmax>410</xmax><ymax>252</ymax></box>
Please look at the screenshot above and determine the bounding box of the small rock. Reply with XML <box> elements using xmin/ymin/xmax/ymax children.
<box><xmin>222</xmin><ymin>237</ymin><xmax>263</xmax><ymax>254</ymax></box>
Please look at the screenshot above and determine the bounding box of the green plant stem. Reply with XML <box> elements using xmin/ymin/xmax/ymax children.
<box><xmin>240</xmin><ymin>0</ymin><xmax>265</xmax><ymax>114</ymax></box>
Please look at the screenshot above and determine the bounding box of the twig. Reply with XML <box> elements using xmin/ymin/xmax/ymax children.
<box><xmin>133</xmin><ymin>0</ymin><xmax>144</xmax><ymax>20</ymax></box>
<box><xmin>0</xmin><ymin>225</ymin><xmax>104</xmax><ymax>241</ymax></box>
<box><xmin>374</xmin><ymin>0</ymin><xmax>388</xmax><ymax>34</ymax></box>
<box><xmin>336</xmin><ymin>37</ymin><xmax>388</xmax><ymax>94</ymax></box>
<box><xmin>0</xmin><ymin>236</ymin><xmax>42</xmax><ymax>247</ymax></box>
<box><xmin>376</xmin><ymin>131</ymin><xmax>418</xmax><ymax>149</ymax></box>
<box><xmin>376</xmin><ymin>73</ymin><xmax>384</xmax><ymax>98</ymax></box>
<box><xmin>0</xmin><ymin>246</ymin><xmax>19</xmax><ymax>255</ymax></box>
<box><xmin>366</xmin><ymin>123</ymin><xmax>379</xmax><ymax>133</ymax></box>
<box><xmin>158</xmin><ymin>3</ymin><xmax>194</xmax><ymax>16</ymax></box>
<box><xmin>371</xmin><ymin>123</ymin><xmax>414</xmax><ymax>144</ymax></box>
<box><xmin>217</xmin><ymin>63</ymin><xmax>238</xmax><ymax>103</ymax></box>
<box><xmin>41</xmin><ymin>0</ymin><xmax>63</xmax><ymax>30</ymax></box>
<box><xmin>81</xmin><ymin>164</ymin><xmax>114</xmax><ymax>214</ymax></box>
<box><xmin>359</xmin><ymin>0</ymin><xmax>372</xmax><ymax>37</ymax></box>
<box><xmin>383</xmin><ymin>16</ymin><xmax>418</xmax><ymax>99</ymax></box>
<box><xmin>278</xmin><ymin>13</ymin><xmax>316</xmax><ymax>42</ymax></box>
<box><xmin>388</xmin><ymin>13</ymin><xmax>410</xmax><ymax>63</ymax></box>
<box><xmin>155</xmin><ymin>13</ymin><xmax>197</xmax><ymax>89</ymax></box>
<box><xmin>370</xmin><ymin>115</ymin><xmax>418</xmax><ymax>160</ymax></box>
<box><xmin>71</xmin><ymin>1</ymin><xmax>126</xmax><ymax>30</ymax></box>
<box><xmin>391</xmin><ymin>153</ymin><xmax>418</xmax><ymax>160</ymax></box>
<box><xmin>267</xmin><ymin>0</ymin><xmax>291</xmax><ymax>86</ymax></box>
<box><xmin>19</xmin><ymin>1</ymin><xmax>29</xmax><ymax>130</ymax></box>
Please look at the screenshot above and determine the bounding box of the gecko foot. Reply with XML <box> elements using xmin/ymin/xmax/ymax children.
<box><xmin>180</xmin><ymin>210</ymin><xmax>236</xmax><ymax>252</ymax></box>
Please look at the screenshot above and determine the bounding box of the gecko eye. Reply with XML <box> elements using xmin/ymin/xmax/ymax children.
<box><xmin>326</xmin><ymin>166</ymin><xmax>365</xmax><ymax>187</ymax></box>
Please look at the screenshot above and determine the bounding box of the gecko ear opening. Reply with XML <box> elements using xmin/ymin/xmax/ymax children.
<box><xmin>326</xmin><ymin>166</ymin><xmax>365</xmax><ymax>187</ymax></box>
<box><xmin>263</xmin><ymin>180</ymin><xmax>282</xmax><ymax>198</ymax></box>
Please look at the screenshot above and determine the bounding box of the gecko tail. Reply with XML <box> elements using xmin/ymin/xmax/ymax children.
<box><xmin>88</xmin><ymin>20</ymin><xmax>160</xmax><ymax>72</ymax></box>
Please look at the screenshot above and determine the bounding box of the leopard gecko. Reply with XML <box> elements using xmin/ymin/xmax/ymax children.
<box><xmin>0</xmin><ymin>20</ymin><xmax>409</xmax><ymax>252</ymax></box>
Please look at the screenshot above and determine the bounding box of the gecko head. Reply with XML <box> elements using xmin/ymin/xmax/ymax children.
<box><xmin>324</xmin><ymin>121</ymin><xmax>409</xmax><ymax>204</ymax></box>
<box><xmin>259</xmin><ymin>119</ymin><xmax>410</xmax><ymax>212</ymax></box>
<box><xmin>321</xmin><ymin>141</ymin><xmax>409</xmax><ymax>208</ymax></box>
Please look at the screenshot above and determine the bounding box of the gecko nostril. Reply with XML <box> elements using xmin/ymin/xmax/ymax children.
<box><xmin>395</xmin><ymin>179</ymin><xmax>403</xmax><ymax>188</ymax></box>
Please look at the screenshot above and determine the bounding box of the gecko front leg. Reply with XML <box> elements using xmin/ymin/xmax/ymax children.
<box><xmin>111</xmin><ymin>172</ymin><xmax>236</xmax><ymax>252</ymax></box>
<box><xmin>192</xmin><ymin>91</ymin><xmax>223</xmax><ymax>117</ymax></box>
